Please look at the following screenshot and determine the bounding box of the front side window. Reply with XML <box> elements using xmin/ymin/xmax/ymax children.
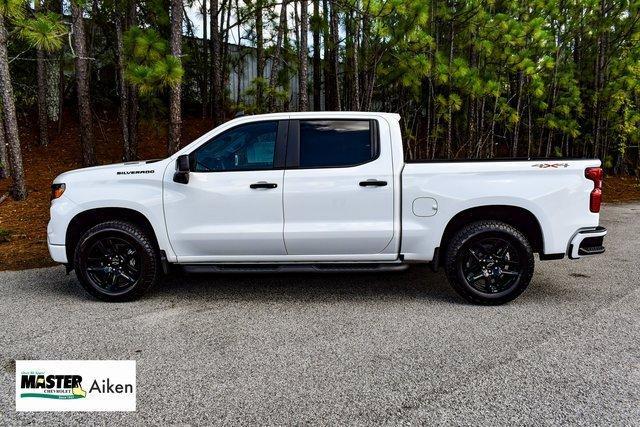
<box><xmin>191</xmin><ymin>121</ymin><xmax>278</xmax><ymax>172</ymax></box>
<box><xmin>299</xmin><ymin>120</ymin><xmax>374</xmax><ymax>168</ymax></box>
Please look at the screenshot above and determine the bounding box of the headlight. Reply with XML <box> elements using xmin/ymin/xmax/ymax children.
<box><xmin>51</xmin><ymin>183</ymin><xmax>66</xmax><ymax>201</ymax></box>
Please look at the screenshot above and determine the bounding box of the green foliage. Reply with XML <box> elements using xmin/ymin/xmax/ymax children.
<box><xmin>19</xmin><ymin>12</ymin><xmax>67</xmax><ymax>52</ymax></box>
<box><xmin>123</xmin><ymin>26</ymin><xmax>183</xmax><ymax>94</ymax></box>
<box><xmin>369</xmin><ymin>0</ymin><xmax>640</xmax><ymax>165</ymax></box>
<box><xmin>242</xmin><ymin>77</ymin><xmax>289</xmax><ymax>113</ymax></box>
<box><xmin>0</xmin><ymin>0</ymin><xmax>25</xmax><ymax>20</ymax></box>
<box><xmin>5</xmin><ymin>0</ymin><xmax>640</xmax><ymax>171</ymax></box>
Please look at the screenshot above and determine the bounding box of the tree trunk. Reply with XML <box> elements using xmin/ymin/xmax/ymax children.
<box><xmin>54</xmin><ymin>0</ymin><xmax>64</xmax><ymax>133</ymax></box>
<box><xmin>115</xmin><ymin>17</ymin><xmax>131</xmax><ymax>161</ymax></box>
<box><xmin>221</xmin><ymin>0</ymin><xmax>232</xmax><ymax>113</ymax></box>
<box><xmin>126</xmin><ymin>1</ymin><xmax>138</xmax><ymax>159</ymax></box>
<box><xmin>329</xmin><ymin>1</ymin><xmax>340</xmax><ymax>110</ymax></box>
<box><xmin>254</xmin><ymin>0</ymin><xmax>265</xmax><ymax>111</ymax></box>
<box><xmin>168</xmin><ymin>0</ymin><xmax>183</xmax><ymax>155</ymax></box>
<box><xmin>128</xmin><ymin>90</ymin><xmax>138</xmax><ymax>158</ymax></box>
<box><xmin>71</xmin><ymin>0</ymin><xmax>96</xmax><ymax>167</ymax></box>
<box><xmin>512</xmin><ymin>71</ymin><xmax>524</xmax><ymax>157</ymax></box>
<box><xmin>211</xmin><ymin>0</ymin><xmax>223</xmax><ymax>123</ymax></box>
<box><xmin>35</xmin><ymin>0</ymin><xmax>49</xmax><ymax>147</ymax></box>
<box><xmin>350</xmin><ymin>7</ymin><xmax>360</xmax><ymax>110</ymax></box>
<box><xmin>201</xmin><ymin>0</ymin><xmax>208</xmax><ymax>118</ymax></box>
<box><xmin>0</xmin><ymin>15</ymin><xmax>26</xmax><ymax>199</ymax></box>
<box><xmin>593</xmin><ymin>0</ymin><xmax>606</xmax><ymax>158</ymax></box>
<box><xmin>477</xmin><ymin>97</ymin><xmax>486</xmax><ymax>157</ymax></box>
<box><xmin>489</xmin><ymin>96</ymin><xmax>497</xmax><ymax>158</ymax></box>
<box><xmin>312</xmin><ymin>0</ymin><xmax>321</xmax><ymax>110</ymax></box>
<box><xmin>446</xmin><ymin>20</ymin><xmax>454</xmax><ymax>159</ymax></box>
<box><xmin>322</xmin><ymin>0</ymin><xmax>332</xmax><ymax>108</ymax></box>
<box><xmin>235</xmin><ymin>0</ymin><xmax>242</xmax><ymax>104</ymax></box>
<box><xmin>541</xmin><ymin>32</ymin><xmax>561</xmax><ymax>158</ymax></box>
<box><xmin>360</xmin><ymin>10</ymin><xmax>373</xmax><ymax>111</ymax></box>
<box><xmin>57</xmin><ymin>49</ymin><xmax>64</xmax><ymax>133</ymax></box>
<box><xmin>0</xmin><ymin>112</ymin><xmax>7</xmax><ymax>180</ymax></box>
<box><xmin>527</xmin><ymin>100</ymin><xmax>532</xmax><ymax>158</ymax></box>
<box><xmin>268</xmin><ymin>0</ymin><xmax>288</xmax><ymax>112</ymax></box>
<box><xmin>345</xmin><ymin>6</ymin><xmax>359</xmax><ymax>110</ymax></box>
<box><xmin>298</xmin><ymin>0</ymin><xmax>309</xmax><ymax>111</ymax></box>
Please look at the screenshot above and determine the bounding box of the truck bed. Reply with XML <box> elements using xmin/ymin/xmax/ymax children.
<box><xmin>399</xmin><ymin>158</ymin><xmax>601</xmax><ymax>261</ymax></box>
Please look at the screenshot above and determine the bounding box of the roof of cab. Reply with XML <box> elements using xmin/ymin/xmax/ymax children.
<box><xmin>229</xmin><ymin>111</ymin><xmax>401</xmax><ymax>122</ymax></box>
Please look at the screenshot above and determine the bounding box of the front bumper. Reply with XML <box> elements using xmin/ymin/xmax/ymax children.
<box><xmin>568</xmin><ymin>226</ymin><xmax>607</xmax><ymax>260</ymax></box>
<box><xmin>47</xmin><ymin>237</ymin><xmax>68</xmax><ymax>263</ymax></box>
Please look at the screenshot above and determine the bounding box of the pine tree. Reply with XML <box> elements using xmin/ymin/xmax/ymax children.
<box><xmin>168</xmin><ymin>0</ymin><xmax>183</xmax><ymax>154</ymax></box>
<box><xmin>298</xmin><ymin>0</ymin><xmax>309</xmax><ymax>111</ymax></box>
<box><xmin>71</xmin><ymin>0</ymin><xmax>96</xmax><ymax>167</ymax></box>
<box><xmin>267</xmin><ymin>0</ymin><xmax>287</xmax><ymax>112</ymax></box>
<box><xmin>34</xmin><ymin>0</ymin><xmax>47</xmax><ymax>146</ymax></box>
<box><xmin>0</xmin><ymin>0</ymin><xmax>27</xmax><ymax>199</ymax></box>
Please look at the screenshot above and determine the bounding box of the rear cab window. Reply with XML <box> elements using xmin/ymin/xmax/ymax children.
<box><xmin>298</xmin><ymin>120</ymin><xmax>377</xmax><ymax>168</ymax></box>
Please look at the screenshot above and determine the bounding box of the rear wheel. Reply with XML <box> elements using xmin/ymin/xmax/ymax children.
<box><xmin>444</xmin><ymin>221</ymin><xmax>534</xmax><ymax>305</ymax></box>
<box><xmin>74</xmin><ymin>220</ymin><xmax>160</xmax><ymax>302</ymax></box>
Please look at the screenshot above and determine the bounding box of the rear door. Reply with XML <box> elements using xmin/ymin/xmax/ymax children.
<box><xmin>282</xmin><ymin>118</ymin><xmax>395</xmax><ymax>259</ymax></box>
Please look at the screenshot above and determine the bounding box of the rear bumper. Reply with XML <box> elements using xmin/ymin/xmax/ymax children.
<box><xmin>568</xmin><ymin>226</ymin><xmax>607</xmax><ymax>260</ymax></box>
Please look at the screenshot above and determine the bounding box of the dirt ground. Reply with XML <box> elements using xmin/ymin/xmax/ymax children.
<box><xmin>1</xmin><ymin>113</ymin><xmax>639</xmax><ymax>271</ymax></box>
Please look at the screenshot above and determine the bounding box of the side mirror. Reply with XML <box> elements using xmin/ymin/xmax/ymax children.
<box><xmin>173</xmin><ymin>154</ymin><xmax>190</xmax><ymax>184</ymax></box>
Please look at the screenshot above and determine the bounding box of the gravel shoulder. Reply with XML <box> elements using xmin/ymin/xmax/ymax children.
<box><xmin>1</xmin><ymin>203</ymin><xmax>639</xmax><ymax>424</ymax></box>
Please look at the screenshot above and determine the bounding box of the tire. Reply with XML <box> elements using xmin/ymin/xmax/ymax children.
<box><xmin>73</xmin><ymin>220</ymin><xmax>160</xmax><ymax>302</ymax></box>
<box><xmin>444</xmin><ymin>220</ymin><xmax>534</xmax><ymax>305</ymax></box>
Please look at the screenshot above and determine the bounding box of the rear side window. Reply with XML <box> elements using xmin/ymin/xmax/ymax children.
<box><xmin>299</xmin><ymin>120</ymin><xmax>375</xmax><ymax>168</ymax></box>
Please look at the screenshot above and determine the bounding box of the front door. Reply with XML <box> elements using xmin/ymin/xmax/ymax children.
<box><xmin>283</xmin><ymin>119</ymin><xmax>395</xmax><ymax>258</ymax></box>
<box><xmin>164</xmin><ymin>120</ymin><xmax>288</xmax><ymax>262</ymax></box>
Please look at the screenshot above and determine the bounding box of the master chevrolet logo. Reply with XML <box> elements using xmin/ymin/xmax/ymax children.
<box><xmin>117</xmin><ymin>170</ymin><xmax>155</xmax><ymax>175</ymax></box>
<box><xmin>20</xmin><ymin>374</ymin><xmax>87</xmax><ymax>399</ymax></box>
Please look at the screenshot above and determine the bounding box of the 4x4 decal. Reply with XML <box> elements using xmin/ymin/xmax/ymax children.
<box><xmin>531</xmin><ymin>163</ymin><xmax>570</xmax><ymax>168</ymax></box>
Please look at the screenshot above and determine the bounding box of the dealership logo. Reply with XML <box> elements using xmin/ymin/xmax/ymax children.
<box><xmin>20</xmin><ymin>373</ymin><xmax>87</xmax><ymax>399</ymax></box>
<box><xmin>16</xmin><ymin>361</ymin><xmax>136</xmax><ymax>411</ymax></box>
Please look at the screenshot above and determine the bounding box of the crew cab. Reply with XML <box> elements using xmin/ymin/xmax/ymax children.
<box><xmin>48</xmin><ymin>112</ymin><xmax>607</xmax><ymax>304</ymax></box>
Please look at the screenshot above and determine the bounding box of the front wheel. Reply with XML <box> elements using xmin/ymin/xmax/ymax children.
<box><xmin>74</xmin><ymin>220</ymin><xmax>160</xmax><ymax>302</ymax></box>
<box><xmin>444</xmin><ymin>221</ymin><xmax>534</xmax><ymax>305</ymax></box>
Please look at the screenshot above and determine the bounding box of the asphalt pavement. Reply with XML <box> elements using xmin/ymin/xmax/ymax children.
<box><xmin>1</xmin><ymin>203</ymin><xmax>639</xmax><ymax>425</ymax></box>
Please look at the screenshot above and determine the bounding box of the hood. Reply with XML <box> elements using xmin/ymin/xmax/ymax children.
<box><xmin>53</xmin><ymin>159</ymin><xmax>169</xmax><ymax>184</ymax></box>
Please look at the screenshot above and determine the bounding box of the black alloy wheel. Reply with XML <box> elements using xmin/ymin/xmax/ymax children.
<box><xmin>458</xmin><ymin>236</ymin><xmax>522</xmax><ymax>295</ymax></box>
<box><xmin>445</xmin><ymin>221</ymin><xmax>535</xmax><ymax>305</ymax></box>
<box><xmin>74</xmin><ymin>220</ymin><xmax>160</xmax><ymax>301</ymax></box>
<box><xmin>85</xmin><ymin>236</ymin><xmax>142</xmax><ymax>296</ymax></box>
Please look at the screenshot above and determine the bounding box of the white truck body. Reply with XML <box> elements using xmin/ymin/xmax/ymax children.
<box><xmin>47</xmin><ymin>112</ymin><xmax>607</xmax><ymax>303</ymax></box>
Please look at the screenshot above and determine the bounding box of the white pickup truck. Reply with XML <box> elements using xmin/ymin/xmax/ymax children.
<box><xmin>48</xmin><ymin>112</ymin><xmax>607</xmax><ymax>304</ymax></box>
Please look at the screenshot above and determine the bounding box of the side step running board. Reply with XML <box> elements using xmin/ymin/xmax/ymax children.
<box><xmin>181</xmin><ymin>263</ymin><xmax>409</xmax><ymax>274</ymax></box>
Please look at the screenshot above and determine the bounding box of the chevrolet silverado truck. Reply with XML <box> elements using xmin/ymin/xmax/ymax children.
<box><xmin>48</xmin><ymin>112</ymin><xmax>607</xmax><ymax>304</ymax></box>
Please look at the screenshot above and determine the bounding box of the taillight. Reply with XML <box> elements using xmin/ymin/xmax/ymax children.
<box><xmin>585</xmin><ymin>167</ymin><xmax>603</xmax><ymax>213</ymax></box>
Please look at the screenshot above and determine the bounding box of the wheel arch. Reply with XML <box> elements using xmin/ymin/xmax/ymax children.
<box><xmin>65</xmin><ymin>207</ymin><xmax>160</xmax><ymax>268</ymax></box>
<box><xmin>438</xmin><ymin>205</ymin><xmax>544</xmax><ymax>264</ymax></box>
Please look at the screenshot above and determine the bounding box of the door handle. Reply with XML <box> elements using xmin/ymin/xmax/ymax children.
<box><xmin>250</xmin><ymin>181</ymin><xmax>278</xmax><ymax>189</ymax></box>
<box><xmin>359</xmin><ymin>179</ymin><xmax>387</xmax><ymax>187</ymax></box>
